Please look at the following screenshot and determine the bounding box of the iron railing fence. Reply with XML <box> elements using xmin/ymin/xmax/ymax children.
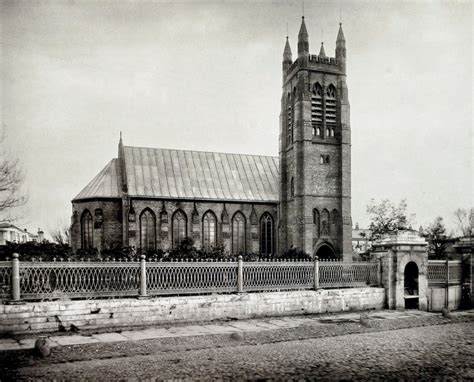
<box><xmin>320</xmin><ymin>260</ymin><xmax>379</xmax><ymax>288</ymax></box>
<box><xmin>147</xmin><ymin>261</ymin><xmax>238</xmax><ymax>295</ymax></box>
<box><xmin>0</xmin><ymin>261</ymin><xmax>12</xmax><ymax>300</ymax></box>
<box><xmin>243</xmin><ymin>261</ymin><xmax>314</xmax><ymax>291</ymax></box>
<box><xmin>0</xmin><ymin>255</ymin><xmax>382</xmax><ymax>302</ymax></box>
<box><xmin>427</xmin><ymin>260</ymin><xmax>463</xmax><ymax>287</ymax></box>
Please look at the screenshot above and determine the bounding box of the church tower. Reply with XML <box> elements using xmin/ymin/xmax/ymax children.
<box><xmin>278</xmin><ymin>19</ymin><xmax>352</xmax><ymax>260</ymax></box>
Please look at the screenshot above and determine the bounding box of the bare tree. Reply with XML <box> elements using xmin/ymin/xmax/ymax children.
<box><xmin>453</xmin><ymin>208</ymin><xmax>473</xmax><ymax>236</ymax></box>
<box><xmin>49</xmin><ymin>224</ymin><xmax>70</xmax><ymax>245</ymax></box>
<box><xmin>0</xmin><ymin>135</ymin><xmax>27</xmax><ymax>222</ymax></box>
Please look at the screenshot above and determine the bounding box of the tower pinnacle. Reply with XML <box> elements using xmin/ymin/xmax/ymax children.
<box><xmin>319</xmin><ymin>42</ymin><xmax>326</xmax><ymax>57</ymax></box>
<box><xmin>283</xmin><ymin>36</ymin><xmax>292</xmax><ymax>62</ymax></box>
<box><xmin>297</xmin><ymin>17</ymin><xmax>309</xmax><ymax>57</ymax></box>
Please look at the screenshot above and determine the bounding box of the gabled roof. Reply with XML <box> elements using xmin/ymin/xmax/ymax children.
<box><xmin>73</xmin><ymin>147</ymin><xmax>280</xmax><ymax>203</ymax></box>
<box><xmin>74</xmin><ymin>159</ymin><xmax>121</xmax><ymax>200</ymax></box>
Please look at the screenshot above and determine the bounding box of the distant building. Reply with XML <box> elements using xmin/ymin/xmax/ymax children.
<box><xmin>352</xmin><ymin>223</ymin><xmax>372</xmax><ymax>255</ymax></box>
<box><xmin>0</xmin><ymin>224</ymin><xmax>42</xmax><ymax>245</ymax></box>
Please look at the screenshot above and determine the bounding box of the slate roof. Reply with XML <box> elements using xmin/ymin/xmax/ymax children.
<box><xmin>74</xmin><ymin>159</ymin><xmax>121</xmax><ymax>200</ymax></box>
<box><xmin>73</xmin><ymin>147</ymin><xmax>279</xmax><ymax>203</ymax></box>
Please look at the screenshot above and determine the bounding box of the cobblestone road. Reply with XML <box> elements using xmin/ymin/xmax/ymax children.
<box><xmin>5</xmin><ymin>321</ymin><xmax>473</xmax><ymax>380</ymax></box>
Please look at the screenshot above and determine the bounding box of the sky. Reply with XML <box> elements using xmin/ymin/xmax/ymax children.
<box><xmin>1</xmin><ymin>0</ymin><xmax>472</xmax><ymax>238</ymax></box>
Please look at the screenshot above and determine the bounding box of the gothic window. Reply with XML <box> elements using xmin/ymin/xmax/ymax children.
<box><xmin>202</xmin><ymin>210</ymin><xmax>217</xmax><ymax>250</ymax></box>
<box><xmin>260</xmin><ymin>213</ymin><xmax>274</xmax><ymax>256</ymax></box>
<box><xmin>286</xmin><ymin>93</ymin><xmax>292</xmax><ymax>145</ymax></box>
<box><xmin>331</xmin><ymin>209</ymin><xmax>340</xmax><ymax>236</ymax></box>
<box><xmin>311</xmin><ymin>83</ymin><xmax>323</xmax><ymax>136</ymax></box>
<box><xmin>320</xmin><ymin>155</ymin><xmax>330</xmax><ymax>164</ymax></box>
<box><xmin>321</xmin><ymin>209</ymin><xmax>330</xmax><ymax>236</ymax></box>
<box><xmin>232</xmin><ymin>212</ymin><xmax>246</xmax><ymax>254</ymax></box>
<box><xmin>172</xmin><ymin>209</ymin><xmax>187</xmax><ymax>248</ymax></box>
<box><xmin>81</xmin><ymin>210</ymin><xmax>93</xmax><ymax>249</ymax></box>
<box><xmin>313</xmin><ymin>209</ymin><xmax>320</xmax><ymax>237</ymax></box>
<box><xmin>325</xmin><ymin>84</ymin><xmax>337</xmax><ymax>135</ymax></box>
<box><xmin>290</xmin><ymin>177</ymin><xmax>295</xmax><ymax>199</ymax></box>
<box><xmin>140</xmin><ymin>208</ymin><xmax>156</xmax><ymax>250</ymax></box>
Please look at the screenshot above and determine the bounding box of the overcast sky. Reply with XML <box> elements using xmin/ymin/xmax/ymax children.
<box><xmin>1</xmin><ymin>0</ymin><xmax>472</xmax><ymax>238</ymax></box>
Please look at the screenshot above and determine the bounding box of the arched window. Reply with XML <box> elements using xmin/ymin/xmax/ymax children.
<box><xmin>311</xmin><ymin>82</ymin><xmax>323</xmax><ymax>136</ymax></box>
<box><xmin>313</xmin><ymin>208</ymin><xmax>320</xmax><ymax>237</ymax></box>
<box><xmin>325</xmin><ymin>84</ymin><xmax>337</xmax><ymax>135</ymax></box>
<box><xmin>202</xmin><ymin>210</ymin><xmax>217</xmax><ymax>250</ymax></box>
<box><xmin>260</xmin><ymin>213</ymin><xmax>274</xmax><ymax>256</ymax></box>
<box><xmin>290</xmin><ymin>177</ymin><xmax>295</xmax><ymax>199</ymax></box>
<box><xmin>81</xmin><ymin>210</ymin><xmax>93</xmax><ymax>249</ymax></box>
<box><xmin>232</xmin><ymin>212</ymin><xmax>246</xmax><ymax>254</ymax></box>
<box><xmin>331</xmin><ymin>209</ymin><xmax>340</xmax><ymax>236</ymax></box>
<box><xmin>172</xmin><ymin>210</ymin><xmax>187</xmax><ymax>248</ymax></box>
<box><xmin>140</xmin><ymin>208</ymin><xmax>156</xmax><ymax>250</ymax></box>
<box><xmin>321</xmin><ymin>209</ymin><xmax>330</xmax><ymax>236</ymax></box>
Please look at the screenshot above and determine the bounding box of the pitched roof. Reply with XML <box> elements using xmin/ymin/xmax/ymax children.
<box><xmin>74</xmin><ymin>147</ymin><xmax>279</xmax><ymax>203</ymax></box>
<box><xmin>74</xmin><ymin>159</ymin><xmax>121</xmax><ymax>200</ymax></box>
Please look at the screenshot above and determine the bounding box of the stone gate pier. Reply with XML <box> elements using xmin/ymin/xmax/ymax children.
<box><xmin>372</xmin><ymin>231</ymin><xmax>429</xmax><ymax>310</ymax></box>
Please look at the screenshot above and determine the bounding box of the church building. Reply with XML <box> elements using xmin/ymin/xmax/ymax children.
<box><xmin>70</xmin><ymin>18</ymin><xmax>352</xmax><ymax>260</ymax></box>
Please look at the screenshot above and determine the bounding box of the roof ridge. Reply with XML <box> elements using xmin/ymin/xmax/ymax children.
<box><xmin>123</xmin><ymin>145</ymin><xmax>278</xmax><ymax>159</ymax></box>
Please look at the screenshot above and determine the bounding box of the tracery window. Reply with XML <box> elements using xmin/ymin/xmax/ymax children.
<box><xmin>81</xmin><ymin>210</ymin><xmax>93</xmax><ymax>249</ymax></box>
<box><xmin>325</xmin><ymin>84</ymin><xmax>337</xmax><ymax>136</ymax></box>
<box><xmin>232</xmin><ymin>212</ymin><xmax>246</xmax><ymax>254</ymax></box>
<box><xmin>202</xmin><ymin>211</ymin><xmax>217</xmax><ymax>250</ymax></box>
<box><xmin>311</xmin><ymin>83</ymin><xmax>323</xmax><ymax>136</ymax></box>
<box><xmin>140</xmin><ymin>208</ymin><xmax>156</xmax><ymax>250</ymax></box>
<box><xmin>260</xmin><ymin>213</ymin><xmax>274</xmax><ymax>256</ymax></box>
<box><xmin>172</xmin><ymin>210</ymin><xmax>187</xmax><ymax>248</ymax></box>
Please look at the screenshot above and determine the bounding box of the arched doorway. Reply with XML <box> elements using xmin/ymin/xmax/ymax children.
<box><xmin>315</xmin><ymin>244</ymin><xmax>337</xmax><ymax>260</ymax></box>
<box><xmin>404</xmin><ymin>261</ymin><xmax>419</xmax><ymax>309</ymax></box>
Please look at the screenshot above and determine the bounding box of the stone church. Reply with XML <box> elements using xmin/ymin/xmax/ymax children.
<box><xmin>70</xmin><ymin>18</ymin><xmax>352</xmax><ymax>260</ymax></box>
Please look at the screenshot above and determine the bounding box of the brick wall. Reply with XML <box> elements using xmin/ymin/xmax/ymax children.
<box><xmin>0</xmin><ymin>288</ymin><xmax>385</xmax><ymax>335</ymax></box>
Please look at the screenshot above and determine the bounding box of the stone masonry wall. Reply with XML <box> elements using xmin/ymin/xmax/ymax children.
<box><xmin>71</xmin><ymin>198</ymin><xmax>277</xmax><ymax>255</ymax></box>
<box><xmin>0</xmin><ymin>288</ymin><xmax>385</xmax><ymax>335</ymax></box>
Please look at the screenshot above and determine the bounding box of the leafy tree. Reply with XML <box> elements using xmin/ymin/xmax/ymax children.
<box><xmin>0</xmin><ymin>135</ymin><xmax>27</xmax><ymax>222</ymax></box>
<box><xmin>422</xmin><ymin>216</ymin><xmax>450</xmax><ymax>259</ymax></box>
<box><xmin>453</xmin><ymin>208</ymin><xmax>473</xmax><ymax>236</ymax></box>
<box><xmin>366</xmin><ymin>199</ymin><xmax>414</xmax><ymax>241</ymax></box>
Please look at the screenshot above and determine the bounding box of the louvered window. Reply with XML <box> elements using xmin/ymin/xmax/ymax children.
<box><xmin>326</xmin><ymin>85</ymin><xmax>337</xmax><ymax>137</ymax></box>
<box><xmin>311</xmin><ymin>83</ymin><xmax>323</xmax><ymax>136</ymax></box>
<box><xmin>286</xmin><ymin>93</ymin><xmax>292</xmax><ymax>145</ymax></box>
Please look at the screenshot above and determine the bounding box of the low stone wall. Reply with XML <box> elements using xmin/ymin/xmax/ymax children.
<box><xmin>0</xmin><ymin>288</ymin><xmax>385</xmax><ymax>335</ymax></box>
<box><xmin>427</xmin><ymin>286</ymin><xmax>462</xmax><ymax>311</ymax></box>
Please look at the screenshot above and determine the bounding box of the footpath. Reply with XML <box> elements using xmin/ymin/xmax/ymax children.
<box><xmin>1</xmin><ymin>309</ymin><xmax>473</xmax><ymax>352</ymax></box>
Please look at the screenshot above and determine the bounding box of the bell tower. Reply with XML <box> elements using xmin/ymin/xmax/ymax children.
<box><xmin>278</xmin><ymin>19</ymin><xmax>352</xmax><ymax>260</ymax></box>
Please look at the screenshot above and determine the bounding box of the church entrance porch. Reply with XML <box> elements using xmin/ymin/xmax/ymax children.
<box><xmin>315</xmin><ymin>244</ymin><xmax>337</xmax><ymax>260</ymax></box>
